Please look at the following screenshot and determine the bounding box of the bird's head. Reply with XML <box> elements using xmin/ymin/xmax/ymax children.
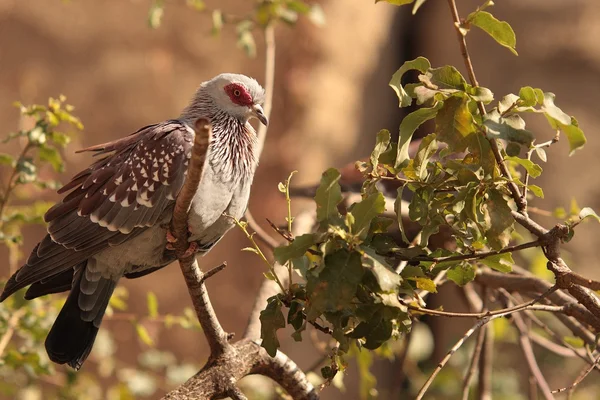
<box><xmin>201</xmin><ymin>73</ymin><xmax>268</xmax><ymax>126</ymax></box>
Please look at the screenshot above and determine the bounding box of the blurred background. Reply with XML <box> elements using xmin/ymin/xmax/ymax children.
<box><xmin>0</xmin><ymin>0</ymin><xmax>599</xmax><ymax>398</ymax></box>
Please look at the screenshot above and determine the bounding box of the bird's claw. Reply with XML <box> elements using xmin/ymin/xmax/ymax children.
<box><xmin>166</xmin><ymin>227</ymin><xmax>198</xmax><ymax>257</ymax></box>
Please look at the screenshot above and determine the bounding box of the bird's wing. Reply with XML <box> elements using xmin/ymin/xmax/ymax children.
<box><xmin>1</xmin><ymin>120</ymin><xmax>194</xmax><ymax>300</ymax></box>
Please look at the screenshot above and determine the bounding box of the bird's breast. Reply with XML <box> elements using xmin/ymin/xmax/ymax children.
<box><xmin>187</xmin><ymin>160</ymin><xmax>254</xmax><ymax>244</ymax></box>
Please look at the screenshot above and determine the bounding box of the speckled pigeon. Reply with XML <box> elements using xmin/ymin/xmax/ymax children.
<box><xmin>0</xmin><ymin>73</ymin><xmax>267</xmax><ymax>370</ymax></box>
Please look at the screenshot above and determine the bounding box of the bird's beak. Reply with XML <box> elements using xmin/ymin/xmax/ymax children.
<box><xmin>251</xmin><ymin>104</ymin><xmax>269</xmax><ymax>126</ymax></box>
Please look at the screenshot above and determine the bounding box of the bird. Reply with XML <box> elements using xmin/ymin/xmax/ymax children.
<box><xmin>0</xmin><ymin>73</ymin><xmax>268</xmax><ymax>370</ymax></box>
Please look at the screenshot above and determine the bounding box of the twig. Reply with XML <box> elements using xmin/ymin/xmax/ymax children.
<box><xmin>396</xmin><ymin>327</ymin><xmax>414</xmax><ymax>386</ymax></box>
<box><xmin>407</xmin><ymin>286</ymin><xmax>558</xmax><ymax>319</ymax></box>
<box><xmin>461</xmin><ymin>299</ymin><xmax>486</xmax><ymax>400</ymax></box>
<box><xmin>552</xmin><ymin>353</ymin><xmax>600</xmax><ymax>395</ymax></box>
<box><xmin>245</xmin><ymin>210</ymin><xmax>281</xmax><ymax>249</ymax></box>
<box><xmin>478</xmin><ymin>288</ymin><xmax>492</xmax><ymax>400</ymax></box>
<box><xmin>415</xmin><ymin>316</ymin><xmax>492</xmax><ymax>400</ymax></box>
<box><xmin>0</xmin><ymin>142</ymin><xmax>32</xmax><ymax>227</ymax></box>
<box><xmin>255</xmin><ymin>22</ymin><xmax>275</xmax><ymax>159</ymax></box>
<box><xmin>512</xmin><ymin>312</ymin><xmax>554</xmax><ymax>400</ymax></box>
<box><xmin>394</xmin><ymin>239</ymin><xmax>541</xmax><ymax>263</ymax></box>
<box><xmin>0</xmin><ymin>308</ymin><xmax>25</xmax><ymax>357</ymax></box>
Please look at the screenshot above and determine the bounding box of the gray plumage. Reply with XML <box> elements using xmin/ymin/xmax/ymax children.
<box><xmin>0</xmin><ymin>73</ymin><xmax>267</xmax><ymax>370</ymax></box>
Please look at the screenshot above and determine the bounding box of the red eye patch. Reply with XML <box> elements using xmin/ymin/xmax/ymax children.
<box><xmin>224</xmin><ymin>83</ymin><xmax>253</xmax><ymax>107</ymax></box>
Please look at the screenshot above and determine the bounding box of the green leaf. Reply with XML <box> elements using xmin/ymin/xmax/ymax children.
<box><xmin>362</xmin><ymin>247</ymin><xmax>401</xmax><ymax>293</ymax></box>
<box><xmin>287</xmin><ymin>299</ymin><xmax>305</xmax><ymax>332</ymax></box>
<box><xmin>412</xmin><ymin>0</ymin><xmax>427</xmax><ymax>14</ymax></box>
<box><xmin>260</xmin><ymin>296</ymin><xmax>286</xmax><ymax>357</ymax></box>
<box><xmin>468</xmin><ymin>11</ymin><xmax>517</xmax><ymax>55</ymax></box>
<box><xmin>370</xmin><ymin>129</ymin><xmax>391</xmax><ymax>171</ymax></box>
<box><xmin>308</xmin><ymin>4</ymin><xmax>326</xmax><ymax>27</ymax></box>
<box><xmin>314</xmin><ymin>168</ymin><xmax>343</xmax><ymax>227</ymax></box>
<box><xmin>421</xmin><ymin>65</ymin><xmax>468</xmax><ymax>91</ymax></box>
<box><xmin>414</xmin><ymin>133</ymin><xmax>438</xmax><ymax>180</ymax></box>
<box><xmin>389</xmin><ymin>57</ymin><xmax>431</xmax><ymax>107</ymax></box>
<box><xmin>528</xmin><ymin>185</ymin><xmax>544</xmax><ymax>198</ymax></box>
<box><xmin>541</xmin><ymin>92</ymin><xmax>571</xmax><ymax>125</ymax></box>
<box><xmin>395</xmin><ymin>187</ymin><xmax>409</xmax><ymax>244</ymax></box>
<box><xmin>435</xmin><ymin>95</ymin><xmax>475</xmax><ymax>153</ymax></box>
<box><xmin>480</xmin><ymin>253</ymin><xmax>514</xmax><ymax>273</ymax></box>
<box><xmin>483</xmin><ymin>189</ymin><xmax>514</xmax><ymax>250</ymax></box>
<box><xmin>147</xmin><ymin>292</ymin><xmax>159</xmax><ymax>318</ymax></box>
<box><xmin>274</xmin><ymin>234</ymin><xmax>316</xmax><ymax>264</ymax></box>
<box><xmin>579</xmin><ymin>207</ymin><xmax>600</xmax><ymax>223</ymax></box>
<box><xmin>306</xmin><ymin>249</ymin><xmax>364</xmax><ymax>320</ymax></box>
<box><xmin>541</xmin><ymin>94</ymin><xmax>586</xmax><ymax>155</ymax></box>
<box><xmin>136</xmin><ymin>324</ymin><xmax>155</xmax><ymax>347</ymax></box>
<box><xmin>563</xmin><ymin>336</ymin><xmax>585</xmax><ymax>348</ymax></box>
<box><xmin>484</xmin><ymin>110</ymin><xmax>534</xmax><ymax>147</ymax></box>
<box><xmin>518</xmin><ymin>86</ymin><xmax>538</xmax><ymax>107</ymax></box>
<box><xmin>396</xmin><ymin>103</ymin><xmax>442</xmax><ymax>168</ymax></box>
<box><xmin>375</xmin><ymin>0</ymin><xmax>414</xmax><ymax>6</ymax></box>
<box><xmin>148</xmin><ymin>0</ymin><xmax>164</xmax><ymax>29</ymax></box>
<box><xmin>466</xmin><ymin>129</ymin><xmax>495</xmax><ymax>176</ymax></box>
<box><xmin>237</xmin><ymin>26</ymin><xmax>257</xmax><ymax>58</ymax></box>
<box><xmin>414</xmin><ymin>277</ymin><xmax>437</xmax><ymax>293</ymax></box>
<box><xmin>350</xmin><ymin>192</ymin><xmax>386</xmax><ymax>239</ymax></box>
<box><xmin>186</xmin><ymin>0</ymin><xmax>205</xmax><ymax>11</ymax></box>
<box><xmin>38</xmin><ymin>145</ymin><xmax>64</xmax><ymax>172</ymax></box>
<box><xmin>0</xmin><ymin>153</ymin><xmax>14</xmax><ymax>166</ymax></box>
<box><xmin>447</xmin><ymin>263</ymin><xmax>475</xmax><ymax>286</ymax></box>
<box><xmin>505</xmin><ymin>156</ymin><xmax>542</xmax><ymax>178</ymax></box>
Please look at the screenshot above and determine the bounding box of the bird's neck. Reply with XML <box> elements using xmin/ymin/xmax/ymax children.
<box><xmin>179</xmin><ymin>100</ymin><xmax>258</xmax><ymax>183</ymax></box>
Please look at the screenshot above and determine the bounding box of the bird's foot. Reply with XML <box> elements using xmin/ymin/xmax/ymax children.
<box><xmin>166</xmin><ymin>227</ymin><xmax>198</xmax><ymax>257</ymax></box>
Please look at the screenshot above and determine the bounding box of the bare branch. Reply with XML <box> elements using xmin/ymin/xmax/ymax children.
<box><xmin>477</xmin><ymin>289</ymin><xmax>492</xmax><ymax>400</ymax></box>
<box><xmin>461</xmin><ymin>293</ymin><xmax>486</xmax><ymax>400</ymax></box>
<box><xmin>512</xmin><ymin>312</ymin><xmax>554</xmax><ymax>400</ymax></box>
<box><xmin>0</xmin><ymin>308</ymin><xmax>25</xmax><ymax>357</ymax></box>
<box><xmin>245</xmin><ymin>210</ymin><xmax>281</xmax><ymax>250</ymax></box>
<box><xmin>255</xmin><ymin>23</ymin><xmax>276</xmax><ymax>159</ymax></box>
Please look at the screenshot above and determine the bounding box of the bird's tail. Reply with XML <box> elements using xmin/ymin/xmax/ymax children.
<box><xmin>45</xmin><ymin>262</ymin><xmax>116</xmax><ymax>370</ymax></box>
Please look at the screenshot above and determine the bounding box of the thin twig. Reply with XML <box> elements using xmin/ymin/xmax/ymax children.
<box><xmin>407</xmin><ymin>285</ymin><xmax>558</xmax><ymax>319</ymax></box>
<box><xmin>552</xmin><ymin>353</ymin><xmax>600</xmax><ymax>395</ymax></box>
<box><xmin>245</xmin><ymin>210</ymin><xmax>280</xmax><ymax>249</ymax></box>
<box><xmin>394</xmin><ymin>239</ymin><xmax>541</xmax><ymax>263</ymax></box>
<box><xmin>255</xmin><ymin>22</ymin><xmax>275</xmax><ymax>159</ymax></box>
<box><xmin>0</xmin><ymin>308</ymin><xmax>25</xmax><ymax>357</ymax></box>
<box><xmin>512</xmin><ymin>312</ymin><xmax>554</xmax><ymax>400</ymax></box>
<box><xmin>461</xmin><ymin>296</ymin><xmax>486</xmax><ymax>400</ymax></box>
<box><xmin>478</xmin><ymin>288</ymin><xmax>492</xmax><ymax>400</ymax></box>
<box><xmin>0</xmin><ymin>142</ymin><xmax>32</xmax><ymax>227</ymax></box>
<box><xmin>415</xmin><ymin>316</ymin><xmax>491</xmax><ymax>400</ymax></box>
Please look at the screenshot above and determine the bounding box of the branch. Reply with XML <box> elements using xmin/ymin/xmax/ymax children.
<box><xmin>0</xmin><ymin>308</ymin><xmax>25</xmax><ymax>357</ymax></box>
<box><xmin>461</xmin><ymin>290</ymin><xmax>486</xmax><ymax>400</ymax></box>
<box><xmin>512</xmin><ymin>312</ymin><xmax>554</xmax><ymax>400</ymax></box>
<box><xmin>394</xmin><ymin>239</ymin><xmax>541</xmax><ymax>263</ymax></box>
<box><xmin>164</xmin><ymin>119</ymin><xmax>317</xmax><ymax>399</ymax></box>
<box><xmin>255</xmin><ymin>23</ymin><xmax>276</xmax><ymax>160</ymax></box>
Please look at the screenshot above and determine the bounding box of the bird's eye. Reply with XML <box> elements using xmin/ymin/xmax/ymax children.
<box><xmin>233</xmin><ymin>89</ymin><xmax>241</xmax><ymax>97</ymax></box>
